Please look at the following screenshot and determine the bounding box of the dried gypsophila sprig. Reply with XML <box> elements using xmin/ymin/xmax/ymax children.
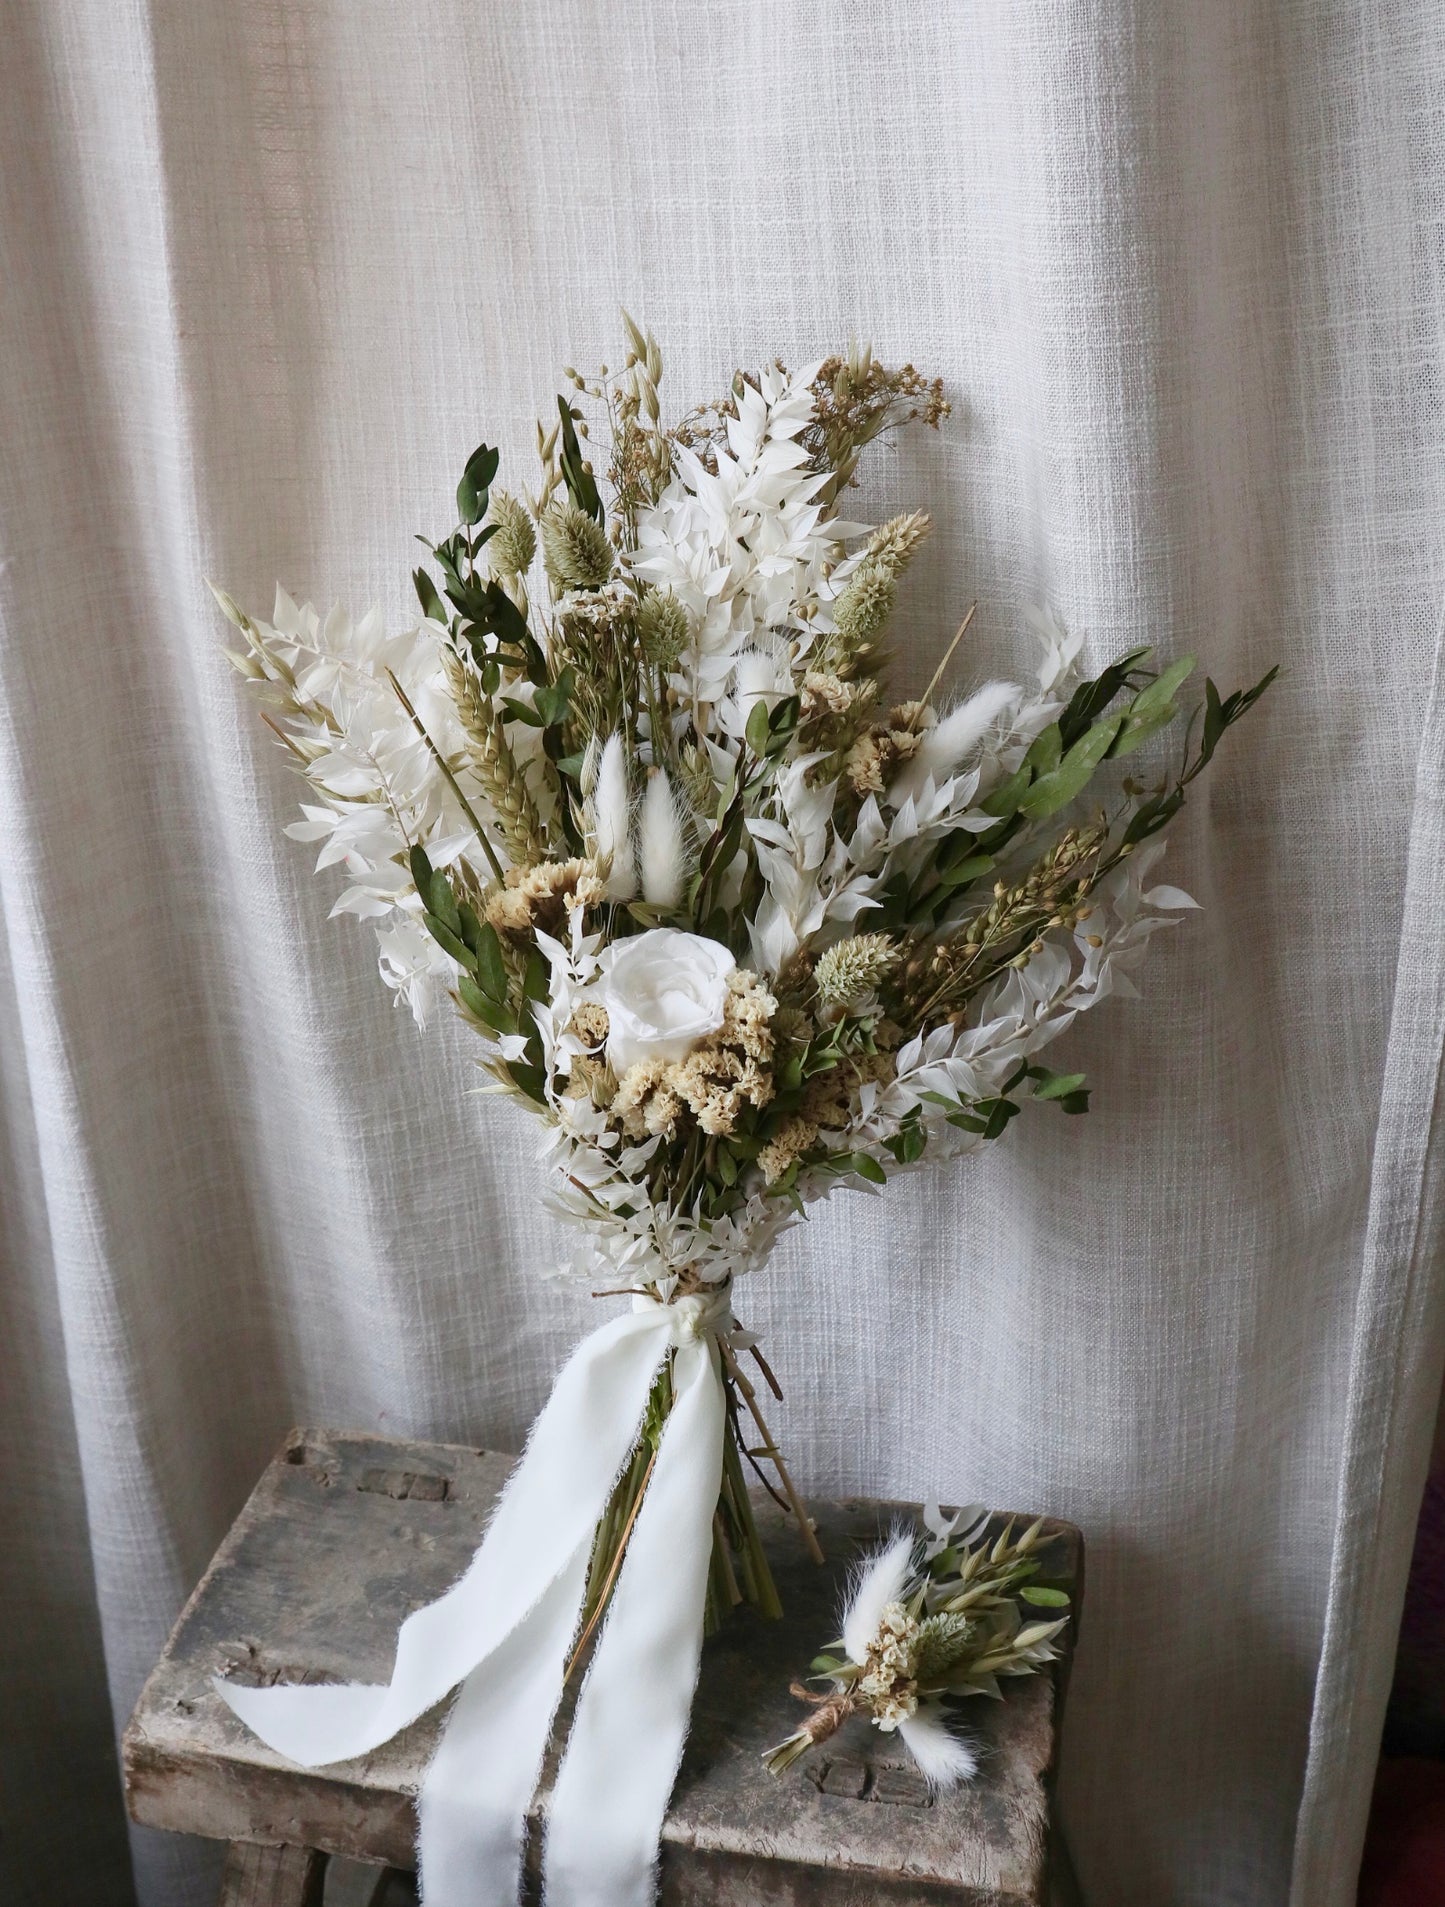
<box><xmin>762</xmin><ymin>1512</ymin><xmax>1071</xmax><ymax>1789</ymax></box>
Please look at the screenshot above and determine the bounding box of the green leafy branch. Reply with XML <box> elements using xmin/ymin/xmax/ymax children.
<box><xmin>409</xmin><ymin>844</ymin><xmax>549</xmax><ymax>1103</ymax></box>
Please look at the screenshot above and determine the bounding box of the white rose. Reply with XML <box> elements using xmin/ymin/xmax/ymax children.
<box><xmin>592</xmin><ymin>929</ymin><xmax>736</xmax><ymax>1075</ymax></box>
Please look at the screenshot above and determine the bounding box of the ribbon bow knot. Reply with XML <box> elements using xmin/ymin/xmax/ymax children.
<box><xmin>642</xmin><ymin>1285</ymin><xmax>732</xmax><ymax>1346</ymax></box>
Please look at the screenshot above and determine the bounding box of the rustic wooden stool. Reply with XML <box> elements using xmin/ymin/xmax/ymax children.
<box><xmin>124</xmin><ymin>1430</ymin><xmax>1084</xmax><ymax>1906</ymax></box>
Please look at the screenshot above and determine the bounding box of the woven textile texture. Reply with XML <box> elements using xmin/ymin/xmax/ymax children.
<box><xmin>2</xmin><ymin>3</ymin><xmax>1443</xmax><ymax>1903</ymax></box>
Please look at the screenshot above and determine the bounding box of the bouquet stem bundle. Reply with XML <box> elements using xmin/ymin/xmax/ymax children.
<box><xmin>573</xmin><ymin>1336</ymin><xmax>793</xmax><ymax>1655</ymax></box>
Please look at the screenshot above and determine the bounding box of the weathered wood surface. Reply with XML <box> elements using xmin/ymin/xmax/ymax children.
<box><xmin>217</xmin><ymin>1839</ymin><xmax>325</xmax><ymax>1906</ymax></box>
<box><xmin>124</xmin><ymin>1429</ymin><xmax>1082</xmax><ymax>1906</ymax></box>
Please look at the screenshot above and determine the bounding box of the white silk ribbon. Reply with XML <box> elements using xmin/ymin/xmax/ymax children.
<box><xmin>215</xmin><ymin>1291</ymin><xmax>732</xmax><ymax>1907</ymax></box>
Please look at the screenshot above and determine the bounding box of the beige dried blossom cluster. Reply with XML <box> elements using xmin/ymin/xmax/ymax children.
<box><xmin>799</xmin><ymin>670</ymin><xmax>856</xmax><ymax>719</ymax></box>
<box><xmin>757</xmin><ymin>1047</ymin><xmax>897</xmax><ymax>1184</ymax></box>
<box><xmin>806</xmin><ymin>351</ymin><xmax>950</xmax><ymax>502</ymax></box>
<box><xmin>842</xmin><ymin>702</ymin><xmax>937</xmax><ymax>795</ymax></box>
<box><xmin>485</xmin><ymin>857</ymin><xmax>607</xmax><ymax>940</ymax></box>
<box><xmin>613</xmin><ymin>970</ymin><xmax>777</xmax><ymax>1140</ymax></box>
<box><xmin>856</xmin><ymin>1602</ymin><xmax>922</xmax><ymax>1729</ymax></box>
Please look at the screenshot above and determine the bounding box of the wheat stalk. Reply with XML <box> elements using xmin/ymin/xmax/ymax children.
<box><xmin>442</xmin><ymin>648</ymin><xmax>550</xmax><ymax>867</ymax></box>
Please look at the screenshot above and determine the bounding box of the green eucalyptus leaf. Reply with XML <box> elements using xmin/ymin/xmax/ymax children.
<box><xmin>556</xmin><ymin>397</ymin><xmax>602</xmax><ymax>522</ymax></box>
<box><xmin>456</xmin><ymin>901</ymin><xmax>483</xmax><ymax>957</ymax></box>
<box><xmin>457</xmin><ymin>976</ymin><xmax>515</xmax><ymax>1033</ymax></box>
<box><xmin>981</xmin><ymin>763</ymin><xmax>1032</xmax><ymax>820</ymax></box>
<box><xmin>408</xmin><ymin>844</ymin><xmax>434</xmax><ymax>895</ymax></box>
<box><xmin>764</xmin><ymin>695</ymin><xmax>801</xmax><ymax>756</ymax></box>
<box><xmin>456</xmin><ymin>973</ymin><xmax>490</xmax><ymax>1019</ymax></box>
<box><xmin>849</xmin><ymin>1152</ymin><xmax>888</xmax><ymax>1185</ymax></box>
<box><xmin>1122</xmin><ymin>786</ymin><xmax>1184</xmax><ymax>846</ymax></box>
<box><xmin>425</xmin><ymin>871</ymin><xmax>462</xmax><ymax>934</ymax></box>
<box><xmin>533</xmin><ymin>668</ymin><xmax>575</xmax><ymax>729</ymax></box>
<box><xmin>456</xmin><ymin>443</ymin><xmax>498</xmax><ymax>527</ymax></box>
<box><xmin>1110</xmin><ymin>700</ymin><xmax>1181</xmax><ymax>759</ymax></box>
<box><xmin>1058</xmin><ymin>646</ymin><xmax>1153</xmax><ymax>745</ymax></box>
<box><xmin>1019</xmin><ymin>713</ymin><xmax>1124</xmax><ymax>820</ymax></box>
<box><xmin>890</xmin><ymin>1124</ymin><xmax>926</xmax><ymax>1164</ymax></box>
<box><xmin>521</xmin><ymin>950</ymin><xmax>550</xmax><ymax>1004</ymax></box>
<box><xmin>423</xmin><ymin>913</ymin><xmax>475</xmax><ymax>971</ymax></box>
<box><xmin>938</xmin><ymin>852</ymin><xmax>996</xmax><ymax>891</ymax></box>
<box><xmin>412</xmin><ymin>568</ymin><xmax>447</xmax><ymax>625</ymax></box>
<box><xmin>1024</xmin><ymin>723</ymin><xmax>1062</xmax><ymax>774</ymax></box>
<box><xmin>474</xmin><ymin>921</ymin><xmax>507</xmax><ymax>1003</ymax></box>
<box><xmin>744</xmin><ymin>698</ymin><xmax>773</xmax><ymax>757</ymax></box>
<box><xmin>506</xmin><ymin>1060</ymin><xmax>547</xmax><ymax>1104</ymax></box>
<box><xmin>1130</xmin><ymin>654</ymin><xmax>1196</xmax><ymax>720</ymax></box>
<box><xmin>978</xmin><ymin>1096</ymin><xmax>1021</xmax><ymax>1140</ymax></box>
<box><xmin>1202</xmin><ymin>677</ymin><xmax>1227</xmax><ymax>762</ymax></box>
<box><xmin>1030</xmin><ymin>1070</ymin><xmax>1087</xmax><ymax>1101</ymax></box>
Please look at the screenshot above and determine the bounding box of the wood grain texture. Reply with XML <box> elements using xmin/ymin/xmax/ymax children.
<box><xmin>124</xmin><ymin>1430</ymin><xmax>1083</xmax><ymax>1906</ymax></box>
<box><xmin>217</xmin><ymin>1840</ymin><xmax>326</xmax><ymax>1906</ymax></box>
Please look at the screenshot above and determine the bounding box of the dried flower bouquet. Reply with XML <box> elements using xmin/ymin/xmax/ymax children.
<box><xmin>213</xmin><ymin>319</ymin><xmax>1272</xmax><ymax>1901</ymax></box>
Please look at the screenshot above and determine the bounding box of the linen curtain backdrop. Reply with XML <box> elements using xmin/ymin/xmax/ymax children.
<box><xmin>2</xmin><ymin>2</ymin><xmax>1442</xmax><ymax>1902</ymax></box>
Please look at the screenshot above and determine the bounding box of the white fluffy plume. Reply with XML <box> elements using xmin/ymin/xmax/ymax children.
<box><xmin>841</xmin><ymin>1530</ymin><xmax>915</xmax><ymax>1663</ymax></box>
<box><xmin>890</xmin><ymin>680</ymin><xmax>1018</xmax><ymax>803</ymax></box>
<box><xmin>594</xmin><ymin>733</ymin><xmax>637</xmax><ymax>900</ymax></box>
<box><xmin>898</xmin><ymin>1704</ymin><xmax>978</xmax><ymax>1790</ymax></box>
<box><xmin>639</xmin><ymin>769</ymin><xmax>687</xmax><ymax>908</ymax></box>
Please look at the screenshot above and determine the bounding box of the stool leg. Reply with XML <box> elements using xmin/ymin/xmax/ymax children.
<box><xmin>217</xmin><ymin>1841</ymin><xmax>327</xmax><ymax>1906</ymax></box>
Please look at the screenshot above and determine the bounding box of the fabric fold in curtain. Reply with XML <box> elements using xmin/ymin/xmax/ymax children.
<box><xmin>1290</xmin><ymin>629</ymin><xmax>1445</xmax><ymax>1902</ymax></box>
<box><xmin>1</xmin><ymin>3</ymin><xmax>1442</xmax><ymax>1904</ymax></box>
